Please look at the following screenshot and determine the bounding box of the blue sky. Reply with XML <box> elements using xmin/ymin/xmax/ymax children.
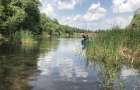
<box><xmin>39</xmin><ymin>0</ymin><xmax>140</xmax><ymax>30</ymax></box>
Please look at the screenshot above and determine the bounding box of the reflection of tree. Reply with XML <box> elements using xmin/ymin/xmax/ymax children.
<box><xmin>39</xmin><ymin>38</ymin><xmax>59</xmax><ymax>53</ymax></box>
<box><xmin>0</xmin><ymin>39</ymin><xmax>60</xmax><ymax>90</ymax></box>
<box><xmin>85</xmin><ymin>56</ymin><xmax>124</xmax><ymax>89</ymax></box>
<box><xmin>0</xmin><ymin>42</ymin><xmax>40</xmax><ymax>90</ymax></box>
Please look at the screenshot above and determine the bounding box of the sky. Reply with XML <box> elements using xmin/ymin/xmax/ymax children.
<box><xmin>39</xmin><ymin>0</ymin><xmax>140</xmax><ymax>31</ymax></box>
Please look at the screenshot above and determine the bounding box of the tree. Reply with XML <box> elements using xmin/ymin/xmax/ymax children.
<box><xmin>21</xmin><ymin>0</ymin><xmax>41</xmax><ymax>35</ymax></box>
<box><xmin>0</xmin><ymin>0</ymin><xmax>41</xmax><ymax>37</ymax></box>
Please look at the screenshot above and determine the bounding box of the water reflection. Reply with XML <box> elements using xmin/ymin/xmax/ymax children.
<box><xmin>0</xmin><ymin>38</ymin><xmax>140</xmax><ymax>90</ymax></box>
<box><xmin>0</xmin><ymin>42</ymin><xmax>40</xmax><ymax>90</ymax></box>
<box><xmin>119</xmin><ymin>65</ymin><xmax>140</xmax><ymax>90</ymax></box>
<box><xmin>32</xmin><ymin>38</ymin><xmax>140</xmax><ymax>90</ymax></box>
<box><xmin>0</xmin><ymin>39</ymin><xmax>58</xmax><ymax>90</ymax></box>
<box><xmin>37</xmin><ymin>39</ymin><xmax>89</xmax><ymax>79</ymax></box>
<box><xmin>31</xmin><ymin>39</ymin><xmax>101</xmax><ymax>90</ymax></box>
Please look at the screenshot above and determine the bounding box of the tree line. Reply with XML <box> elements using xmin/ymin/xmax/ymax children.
<box><xmin>0</xmin><ymin>0</ymin><xmax>88</xmax><ymax>40</ymax></box>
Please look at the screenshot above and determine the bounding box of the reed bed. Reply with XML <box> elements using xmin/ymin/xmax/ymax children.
<box><xmin>87</xmin><ymin>28</ymin><xmax>140</xmax><ymax>64</ymax></box>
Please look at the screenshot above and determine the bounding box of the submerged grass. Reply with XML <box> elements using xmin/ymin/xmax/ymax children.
<box><xmin>87</xmin><ymin>28</ymin><xmax>140</xmax><ymax>64</ymax></box>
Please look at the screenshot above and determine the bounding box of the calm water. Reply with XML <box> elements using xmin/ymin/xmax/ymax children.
<box><xmin>0</xmin><ymin>38</ymin><xmax>140</xmax><ymax>90</ymax></box>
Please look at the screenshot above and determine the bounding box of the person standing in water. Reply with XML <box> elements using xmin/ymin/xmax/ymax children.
<box><xmin>81</xmin><ymin>34</ymin><xmax>89</xmax><ymax>49</ymax></box>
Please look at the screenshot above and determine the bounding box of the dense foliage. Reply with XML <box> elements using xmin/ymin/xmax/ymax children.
<box><xmin>0</xmin><ymin>0</ymin><xmax>88</xmax><ymax>41</ymax></box>
<box><xmin>40</xmin><ymin>14</ymin><xmax>89</xmax><ymax>37</ymax></box>
<box><xmin>0</xmin><ymin>0</ymin><xmax>41</xmax><ymax>37</ymax></box>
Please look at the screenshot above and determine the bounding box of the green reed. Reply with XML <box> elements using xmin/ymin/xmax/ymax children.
<box><xmin>87</xmin><ymin>28</ymin><xmax>140</xmax><ymax>63</ymax></box>
<box><xmin>12</xmin><ymin>30</ymin><xmax>36</xmax><ymax>45</ymax></box>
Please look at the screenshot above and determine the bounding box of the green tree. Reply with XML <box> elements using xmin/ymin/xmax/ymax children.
<box><xmin>0</xmin><ymin>0</ymin><xmax>41</xmax><ymax>37</ymax></box>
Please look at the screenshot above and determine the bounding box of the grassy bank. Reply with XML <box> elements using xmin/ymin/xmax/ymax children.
<box><xmin>12</xmin><ymin>30</ymin><xmax>37</xmax><ymax>45</ymax></box>
<box><xmin>87</xmin><ymin>29</ymin><xmax>140</xmax><ymax>64</ymax></box>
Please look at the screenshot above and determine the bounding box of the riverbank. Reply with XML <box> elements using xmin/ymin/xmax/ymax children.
<box><xmin>86</xmin><ymin>29</ymin><xmax>140</xmax><ymax>64</ymax></box>
<box><xmin>0</xmin><ymin>0</ymin><xmax>90</xmax><ymax>45</ymax></box>
<box><xmin>0</xmin><ymin>38</ymin><xmax>140</xmax><ymax>90</ymax></box>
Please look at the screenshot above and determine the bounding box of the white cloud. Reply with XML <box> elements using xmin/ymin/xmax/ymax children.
<box><xmin>71</xmin><ymin>3</ymin><xmax>107</xmax><ymax>22</ymax></box>
<box><xmin>56</xmin><ymin>0</ymin><xmax>83</xmax><ymax>10</ymax></box>
<box><xmin>40</xmin><ymin>0</ymin><xmax>83</xmax><ymax>16</ymax></box>
<box><xmin>83</xmin><ymin>3</ymin><xmax>107</xmax><ymax>21</ymax></box>
<box><xmin>39</xmin><ymin>0</ymin><xmax>134</xmax><ymax>30</ymax></box>
<box><xmin>40</xmin><ymin>4</ymin><xmax>54</xmax><ymax>15</ymax></box>
<box><xmin>113</xmin><ymin>0</ymin><xmax>140</xmax><ymax>13</ymax></box>
<box><xmin>105</xmin><ymin>15</ymin><xmax>133</xmax><ymax>28</ymax></box>
<box><xmin>59</xmin><ymin>15</ymin><xmax>133</xmax><ymax>30</ymax></box>
<box><xmin>56</xmin><ymin>0</ymin><xmax>82</xmax><ymax>10</ymax></box>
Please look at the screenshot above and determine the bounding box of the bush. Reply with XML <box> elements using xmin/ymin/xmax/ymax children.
<box><xmin>12</xmin><ymin>30</ymin><xmax>36</xmax><ymax>45</ymax></box>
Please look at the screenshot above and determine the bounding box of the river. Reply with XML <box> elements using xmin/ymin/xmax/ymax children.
<box><xmin>0</xmin><ymin>38</ymin><xmax>140</xmax><ymax>90</ymax></box>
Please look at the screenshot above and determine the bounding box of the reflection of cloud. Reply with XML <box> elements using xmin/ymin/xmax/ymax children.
<box><xmin>38</xmin><ymin>51</ymin><xmax>54</xmax><ymax>76</ymax></box>
<box><xmin>59</xmin><ymin>58</ymin><xmax>88</xmax><ymax>79</ymax></box>
<box><xmin>120</xmin><ymin>66</ymin><xmax>139</xmax><ymax>79</ymax></box>
<box><xmin>75</xmin><ymin>66</ymin><xmax>88</xmax><ymax>78</ymax></box>
<box><xmin>37</xmin><ymin>39</ymin><xmax>89</xmax><ymax>80</ymax></box>
<box><xmin>59</xmin><ymin>58</ymin><xmax>73</xmax><ymax>78</ymax></box>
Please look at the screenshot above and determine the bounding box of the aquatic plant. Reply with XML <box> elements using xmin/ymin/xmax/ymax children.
<box><xmin>87</xmin><ymin>28</ymin><xmax>140</xmax><ymax>64</ymax></box>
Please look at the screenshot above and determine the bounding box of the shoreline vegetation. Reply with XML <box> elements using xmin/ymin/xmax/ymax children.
<box><xmin>86</xmin><ymin>10</ymin><xmax>140</xmax><ymax>66</ymax></box>
<box><xmin>0</xmin><ymin>0</ymin><xmax>90</xmax><ymax>45</ymax></box>
<box><xmin>86</xmin><ymin>27</ymin><xmax>140</xmax><ymax>85</ymax></box>
<box><xmin>0</xmin><ymin>0</ymin><xmax>139</xmax><ymax>63</ymax></box>
<box><xmin>87</xmin><ymin>29</ymin><xmax>140</xmax><ymax>62</ymax></box>
<box><xmin>86</xmin><ymin>9</ymin><xmax>140</xmax><ymax>64</ymax></box>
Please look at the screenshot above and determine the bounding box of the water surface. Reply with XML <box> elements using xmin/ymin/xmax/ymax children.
<box><xmin>0</xmin><ymin>38</ymin><xmax>140</xmax><ymax>90</ymax></box>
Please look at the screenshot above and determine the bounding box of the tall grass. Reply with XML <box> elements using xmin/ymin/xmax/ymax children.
<box><xmin>86</xmin><ymin>28</ymin><xmax>140</xmax><ymax>86</ymax></box>
<box><xmin>87</xmin><ymin>28</ymin><xmax>140</xmax><ymax>64</ymax></box>
<box><xmin>12</xmin><ymin>30</ymin><xmax>37</xmax><ymax>45</ymax></box>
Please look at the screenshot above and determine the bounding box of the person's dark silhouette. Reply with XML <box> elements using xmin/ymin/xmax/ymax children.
<box><xmin>81</xmin><ymin>34</ymin><xmax>89</xmax><ymax>49</ymax></box>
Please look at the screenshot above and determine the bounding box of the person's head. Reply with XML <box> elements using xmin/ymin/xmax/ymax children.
<box><xmin>82</xmin><ymin>34</ymin><xmax>86</xmax><ymax>38</ymax></box>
